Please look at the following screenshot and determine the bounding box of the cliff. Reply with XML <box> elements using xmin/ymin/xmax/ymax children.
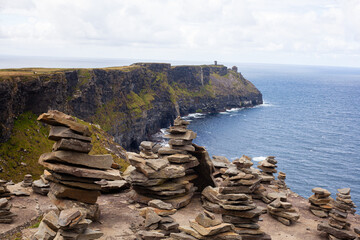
<box><xmin>0</xmin><ymin>63</ymin><xmax>262</xmax><ymax>151</ymax></box>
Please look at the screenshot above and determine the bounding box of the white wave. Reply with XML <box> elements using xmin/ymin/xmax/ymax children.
<box><xmin>219</xmin><ymin>111</ymin><xmax>230</xmax><ymax>115</ymax></box>
<box><xmin>183</xmin><ymin>113</ymin><xmax>206</xmax><ymax>119</ymax></box>
<box><xmin>252</xmin><ymin>156</ymin><xmax>267</xmax><ymax>162</ymax></box>
<box><xmin>226</xmin><ymin>107</ymin><xmax>242</xmax><ymax>112</ymax></box>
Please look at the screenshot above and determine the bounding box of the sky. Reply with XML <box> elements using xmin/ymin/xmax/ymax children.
<box><xmin>0</xmin><ymin>0</ymin><xmax>360</xmax><ymax>67</ymax></box>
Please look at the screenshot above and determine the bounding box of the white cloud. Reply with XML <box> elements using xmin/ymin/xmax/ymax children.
<box><xmin>0</xmin><ymin>0</ymin><xmax>359</xmax><ymax>67</ymax></box>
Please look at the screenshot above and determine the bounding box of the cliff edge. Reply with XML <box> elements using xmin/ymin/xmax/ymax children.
<box><xmin>0</xmin><ymin>63</ymin><xmax>262</xmax><ymax>150</ymax></box>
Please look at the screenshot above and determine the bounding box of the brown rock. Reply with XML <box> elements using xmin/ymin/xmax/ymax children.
<box><xmin>190</xmin><ymin>220</ymin><xmax>234</xmax><ymax>236</ymax></box>
<box><xmin>164</xmin><ymin>130</ymin><xmax>197</xmax><ymax>140</ymax></box>
<box><xmin>53</xmin><ymin>138</ymin><xmax>92</xmax><ymax>153</ymax></box>
<box><xmin>40</xmin><ymin>151</ymin><xmax>113</xmax><ymax>170</ymax></box>
<box><xmin>38</xmin><ymin>110</ymin><xmax>91</xmax><ymax>136</ymax></box>
<box><xmin>58</xmin><ymin>208</ymin><xmax>83</xmax><ymax>228</ymax></box>
<box><xmin>39</xmin><ymin>159</ymin><xmax>121</xmax><ymax>180</ymax></box>
<box><xmin>148</xmin><ymin>199</ymin><xmax>174</xmax><ymax>210</ymax></box>
<box><xmin>48</xmin><ymin>126</ymin><xmax>92</xmax><ymax>142</ymax></box>
<box><xmin>169</xmin><ymin>139</ymin><xmax>193</xmax><ymax>146</ymax></box>
<box><xmin>167</xmin><ymin>154</ymin><xmax>191</xmax><ymax>163</ymax></box>
<box><xmin>318</xmin><ymin>223</ymin><xmax>356</xmax><ymax>240</ymax></box>
<box><xmin>145</xmin><ymin>158</ymin><xmax>169</xmax><ymax>171</ymax></box>
<box><xmin>195</xmin><ymin>212</ymin><xmax>222</xmax><ymax>228</ymax></box>
<box><xmin>338</xmin><ymin>188</ymin><xmax>351</xmax><ymax>195</ymax></box>
<box><xmin>50</xmin><ymin>182</ymin><xmax>100</xmax><ymax>204</ymax></box>
<box><xmin>145</xmin><ymin>209</ymin><xmax>162</xmax><ymax>227</ymax></box>
<box><xmin>42</xmin><ymin>210</ymin><xmax>60</xmax><ymax>231</ymax></box>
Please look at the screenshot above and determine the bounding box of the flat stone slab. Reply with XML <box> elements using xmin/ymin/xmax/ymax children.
<box><xmin>190</xmin><ymin>220</ymin><xmax>234</xmax><ymax>236</ymax></box>
<box><xmin>40</xmin><ymin>151</ymin><xmax>113</xmax><ymax>170</ymax></box>
<box><xmin>164</xmin><ymin>130</ymin><xmax>197</xmax><ymax>141</ymax></box>
<box><xmin>39</xmin><ymin>159</ymin><xmax>121</xmax><ymax>180</ymax></box>
<box><xmin>318</xmin><ymin>223</ymin><xmax>356</xmax><ymax>240</ymax></box>
<box><xmin>50</xmin><ymin>182</ymin><xmax>100</xmax><ymax>204</ymax></box>
<box><xmin>338</xmin><ymin>188</ymin><xmax>351</xmax><ymax>195</ymax></box>
<box><xmin>38</xmin><ymin>110</ymin><xmax>91</xmax><ymax>136</ymax></box>
<box><xmin>145</xmin><ymin>158</ymin><xmax>169</xmax><ymax>171</ymax></box>
<box><xmin>167</xmin><ymin>154</ymin><xmax>191</xmax><ymax>163</ymax></box>
<box><xmin>49</xmin><ymin>126</ymin><xmax>92</xmax><ymax>142</ymax></box>
<box><xmin>53</xmin><ymin>138</ymin><xmax>92</xmax><ymax>153</ymax></box>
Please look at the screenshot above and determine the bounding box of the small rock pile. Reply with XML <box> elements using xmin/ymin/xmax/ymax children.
<box><xmin>0</xmin><ymin>198</ymin><xmax>15</xmax><ymax>224</ymax></box>
<box><xmin>257</xmin><ymin>156</ymin><xmax>277</xmax><ymax>184</ymax></box>
<box><xmin>137</xmin><ymin>199</ymin><xmax>180</xmax><ymax>239</ymax></box>
<box><xmin>211</xmin><ymin>156</ymin><xmax>231</xmax><ymax>186</ymax></box>
<box><xmin>21</xmin><ymin>174</ymin><xmax>33</xmax><ymax>187</ymax></box>
<box><xmin>0</xmin><ymin>179</ymin><xmax>11</xmax><ymax>198</ymax></box>
<box><xmin>127</xmin><ymin>117</ymin><xmax>202</xmax><ymax>209</ymax></box>
<box><xmin>318</xmin><ymin>188</ymin><xmax>357</xmax><ymax>240</ymax></box>
<box><xmin>221</xmin><ymin>155</ymin><xmax>271</xmax><ymax>204</ymax></box>
<box><xmin>274</xmin><ymin>171</ymin><xmax>287</xmax><ymax>189</ymax></box>
<box><xmin>34</xmin><ymin>208</ymin><xmax>102</xmax><ymax>240</ymax></box>
<box><xmin>34</xmin><ymin>110</ymin><xmax>121</xmax><ymax>239</ymax></box>
<box><xmin>176</xmin><ymin>210</ymin><xmax>241</xmax><ymax>240</ymax></box>
<box><xmin>309</xmin><ymin>187</ymin><xmax>333</xmax><ymax>218</ymax></box>
<box><xmin>201</xmin><ymin>186</ymin><xmax>270</xmax><ymax>240</ymax></box>
<box><xmin>32</xmin><ymin>171</ymin><xmax>50</xmax><ymax>195</ymax></box>
<box><xmin>267</xmin><ymin>193</ymin><xmax>300</xmax><ymax>226</ymax></box>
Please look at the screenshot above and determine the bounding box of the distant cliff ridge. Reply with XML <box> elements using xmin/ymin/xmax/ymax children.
<box><xmin>0</xmin><ymin>63</ymin><xmax>262</xmax><ymax>150</ymax></box>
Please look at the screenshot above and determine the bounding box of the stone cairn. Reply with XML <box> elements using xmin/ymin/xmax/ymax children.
<box><xmin>0</xmin><ymin>180</ymin><xmax>16</xmax><ymax>223</ymax></box>
<box><xmin>267</xmin><ymin>193</ymin><xmax>300</xmax><ymax>226</ymax></box>
<box><xmin>257</xmin><ymin>156</ymin><xmax>277</xmax><ymax>184</ymax></box>
<box><xmin>211</xmin><ymin>155</ymin><xmax>231</xmax><ymax>186</ymax></box>
<box><xmin>33</xmin><ymin>110</ymin><xmax>121</xmax><ymax>240</ymax></box>
<box><xmin>309</xmin><ymin>187</ymin><xmax>333</xmax><ymax>218</ymax></box>
<box><xmin>201</xmin><ymin>185</ymin><xmax>270</xmax><ymax>240</ymax></box>
<box><xmin>21</xmin><ymin>174</ymin><xmax>33</xmax><ymax>187</ymax></box>
<box><xmin>318</xmin><ymin>188</ymin><xmax>357</xmax><ymax>240</ymax></box>
<box><xmin>176</xmin><ymin>210</ymin><xmax>242</xmax><ymax>240</ymax></box>
<box><xmin>127</xmin><ymin>116</ymin><xmax>201</xmax><ymax>209</ymax></box>
<box><xmin>275</xmin><ymin>171</ymin><xmax>287</xmax><ymax>189</ymax></box>
<box><xmin>137</xmin><ymin>199</ymin><xmax>180</xmax><ymax>239</ymax></box>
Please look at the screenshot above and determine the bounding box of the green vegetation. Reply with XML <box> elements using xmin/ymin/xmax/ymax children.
<box><xmin>126</xmin><ymin>90</ymin><xmax>155</xmax><ymax>118</ymax></box>
<box><xmin>77</xmin><ymin>69</ymin><xmax>92</xmax><ymax>87</ymax></box>
<box><xmin>29</xmin><ymin>216</ymin><xmax>43</xmax><ymax>228</ymax></box>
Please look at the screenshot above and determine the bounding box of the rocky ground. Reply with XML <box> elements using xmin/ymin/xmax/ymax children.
<box><xmin>1</xmin><ymin>186</ymin><xmax>359</xmax><ymax>240</ymax></box>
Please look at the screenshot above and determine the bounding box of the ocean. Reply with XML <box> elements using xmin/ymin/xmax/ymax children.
<box><xmin>184</xmin><ymin>63</ymin><xmax>360</xmax><ymax>207</ymax></box>
<box><xmin>1</xmin><ymin>56</ymin><xmax>359</xmax><ymax>207</ymax></box>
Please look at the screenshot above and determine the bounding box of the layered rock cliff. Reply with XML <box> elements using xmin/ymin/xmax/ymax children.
<box><xmin>0</xmin><ymin>63</ymin><xmax>262</xmax><ymax>150</ymax></box>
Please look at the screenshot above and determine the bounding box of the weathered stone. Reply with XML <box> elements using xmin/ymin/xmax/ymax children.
<box><xmin>166</xmin><ymin>189</ymin><xmax>195</xmax><ymax>209</ymax></box>
<box><xmin>146</xmin><ymin>181</ymin><xmax>187</xmax><ymax>192</ymax></box>
<box><xmin>99</xmin><ymin>180</ymin><xmax>129</xmax><ymax>193</ymax></box>
<box><xmin>46</xmin><ymin>171</ymin><xmax>98</xmax><ymax>183</ymax></box>
<box><xmin>146</xmin><ymin>158</ymin><xmax>170</xmax><ymax>171</ymax></box>
<box><xmin>39</xmin><ymin>159</ymin><xmax>121</xmax><ymax>180</ymax></box>
<box><xmin>158</xmin><ymin>147</ymin><xmax>187</xmax><ymax>155</ymax></box>
<box><xmin>139</xmin><ymin>207</ymin><xmax>177</xmax><ymax>217</ymax></box>
<box><xmin>202</xmin><ymin>186</ymin><xmax>220</xmax><ymax>203</ymax></box>
<box><xmin>312</xmin><ymin>187</ymin><xmax>331</xmax><ymax>197</ymax></box>
<box><xmin>148</xmin><ymin>199</ymin><xmax>174</xmax><ymax>210</ymax></box>
<box><xmin>222</xmin><ymin>215</ymin><xmax>259</xmax><ymax>224</ymax></box>
<box><xmin>310</xmin><ymin>209</ymin><xmax>328</xmax><ymax>218</ymax></box>
<box><xmin>50</xmin><ymin>182</ymin><xmax>100</xmax><ymax>204</ymax></box>
<box><xmin>233</xmin><ymin>156</ymin><xmax>253</xmax><ymax>168</ymax></box>
<box><xmin>141</xmin><ymin>141</ymin><xmax>154</xmax><ymax>150</ymax></box>
<box><xmin>318</xmin><ymin>223</ymin><xmax>356</xmax><ymax>240</ymax></box>
<box><xmin>145</xmin><ymin>209</ymin><xmax>162</xmax><ymax>227</ymax></box>
<box><xmin>179</xmin><ymin>225</ymin><xmax>204</xmax><ymax>239</ymax></box>
<box><xmin>33</xmin><ymin>222</ymin><xmax>57</xmax><ymax>240</ymax></box>
<box><xmin>309</xmin><ymin>195</ymin><xmax>331</xmax><ymax>205</ymax></box>
<box><xmin>337</xmin><ymin>188</ymin><xmax>351</xmax><ymax>195</ymax></box>
<box><xmin>164</xmin><ymin>130</ymin><xmax>197</xmax><ymax>140</ymax></box>
<box><xmin>168</xmin><ymin>126</ymin><xmax>188</xmax><ymax>134</ymax></box>
<box><xmin>169</xmin><ymin>139</ymin><xmax>193</xmax><ymax>146</ymax></box>
<box><xmin>167</xmin><ymin>154</ymin><xmax>191</xmax><ymax>163</ymax></box>
<box><xmin>220</xmin><ymin>203</ymin><xmax>257</xmax><ymax>211</ymax></box>
<box><xmin>40</xmin><ymin>151</ymin><xmax>113</xmax><ymax>170</ymax></box>
<box><xmin>257</xmin><ymin>166</ymin><xmax>277</xmax><ymax>174</ymax></box>
<box><xmin>202</xmin><ymin>200</ymin><xmax>263</xmax><ymax>218</ymax></box>
<box><xmin>212</xmin><ymin>156</ymin><xmax>231</xmax><ymax>168</ymax></box>
<box><xmin>46</xmin><ymin>174</ymin><xmax>101</xmax><ymax>190</ymax></box>
<box><xmin>58</xmin><ymin>208</ymin><xmax>83</xmax><ymax>228</ymax></box>
<box><xmin>42</xmin><ymin>210</ymin><xmax>60</xmax><ymax>231</ymax></box>
<box><xmin>159</xmin><ymin>221</ymin><xmax>179</xmax><ymax>231</ymax></box>
<box><xmin>53</xmin><ymin>138</ymin><xmax>93</xmax><ymax>153</ymax></box>
<box><xmin>195</xmin><ymin>212</ymin><xmax>222</xmax><ymax>228</ymax></box>
<box><xmin>140</xmin><ymin>151</ymin><xmax>159</xmax><ymax>159</ymax></box>
<box><xmin>171</xmin><ymin>144</ymin><xmax>196</xmax><ymax>152</ymax></box>
<box><xmin>49</xmin><ymin>126</ymin><xmax>92</xmax><ymax>142</ymax></box>
<box><xmin>190</xmin><ymin>220</ymin><xmax>234</xmax><ymax>236</ymax></box>
<box><xmin>38</xmin><ymin>110</ymin><xmax>91</xmax><ymax>136</ymax></box>
<box><xmin>128</xmin><ymin>170</ymin><xmax>165</xmax><ymax>187</ymax></box>
<box><xmin>147</xmin><ymin>165</ymin><xmax>186</xmax><ymax>179</ymax></box>
<box><xmin>170</xmin><ymin>232</ymin><xmax>197</xmax><ymax>240</ymax></box>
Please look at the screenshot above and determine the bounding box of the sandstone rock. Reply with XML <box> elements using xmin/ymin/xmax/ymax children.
<box><xmin>158</xmin><ymin>147</ymin><xmax>187</xmax><ymax>155</ymax></box>
<box><xmin>169</xmin><ymin>139</ymin><xmax>193</xmax><ymax>146</ymax></box>
<box><xmin>148</xmin><ymin>199</ymin><xmax>174</xmax><ymax>210</ymax></box>
<box><xmin>195</xmin><ymin>212</ymin><xmax>222</xmax><ymax>228</ymax></box>
<box><xmin>50</xmin><ymin>182</ymin><xmax>100</xmax><ymax>204</ymax></box>
<box><xmin>170</xmin><ymin>232</ymin><xmax>197</xmax><ymax>240</ymax></box>
<box><xmin>171</xmin><ymin>145</ymin><xmax>196</xmax><ymax>152</ymax></box>
<box><xmin>212</xmin><ymin>156</ymin><xmax>231</xmax><ymax>168</ymax></box>
<box><xmin>49</xmin><ymin>126</ymin><xmax>92</xmax><ymax>142</ymax></box>
<box><xmin>40</xmin><ymin>151</ymin><xmax>113</xmax><ymax>170</ymax></box>
<box><xmin>38</xmin><ymin>110</ymin><xmax>91</xmax><ymax>136</ymax></box>
<box><xmin>77</xmin><ymin>228</ymin><xmax>103</xmax><ymax>240</ymax></box>
<box><xmin>33</xmin><ymin>221</ymin><xmax>57</xmax><ymax>240</ymax></box>
<box><xmin>137</xmin><ymin>230</ymin><xmax>165</xmax><ymax>240</ymax></box>
<box><xmin>58</xmin><ymin>208</ymin><xmax>83</xmax><ymax>228</ymax></box>
<box><xmin>145</xmin><ymin>209</ymin><xmax>162</xmax><ymax>227</ymax></box>
<box><xmin>46</xmin><ymin>174</ymin><xmax>101</xmax><ymax>190</ymax></box>
<box><xmin>98</xmin><ymin>180</ymin><xmax>129</xmax><ymax>193</ymax></box>
<box><xmin>42</xmin><ymin>210</ymin><xmax>60</xmax><ymax>231</ymax></box>
<box><xmin>190</xmin><ymin>220</ymin><xmax>234</xmax><ymax>236</ymax></box>
<box><xmin>338</xmin><ymin>188</ymin><xmax>351</xmax><ymax>195</ymax></box>
<box><xmin>317</xmin><ymin>223</ymin><xmax>356</xmax><ymax>240</ymax></box>
<box><xmin>141</xmin><ymin>141</ymin><xmax>154</xmax><ymax>151</ymax></box>
<box><xmin>310</xmin><ymin>209</ymin><xmax>328</xmax><ymax>218</ymax></box>
<box><xmin>146</xmin><ymin>158</ymin><xmax>170</xmax><ymax>171</ymax></box>
<box><xmin>164</xmin><ymin>130</ymin><xmax>197</xmax><ymax>141</ymax></box>
<box><xmin>167</xmin><ymin>154</ymin><xmax>191</xmax><ymax>163</ymax></box>
<box><xmin>39</xmin><ymin>159</ymin><xmax>121</xmax><ymax>180</ymax></box>
<box><xmin>312</xmin><ymin>187</ymin><xmax>331</xmax><ymax>197</ymax></box>
<box><xmin>53</xmin><ymin>138</ymin><xmax>92</xmax><ymax>153</ymax></box>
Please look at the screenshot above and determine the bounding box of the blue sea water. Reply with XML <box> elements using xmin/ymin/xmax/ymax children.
<box><xmin>185</xmin><ymin>63</ymin><xmax>360</xmax><ymax>207</ymax></box>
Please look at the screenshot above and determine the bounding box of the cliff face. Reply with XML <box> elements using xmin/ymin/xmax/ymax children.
<box><xmin>0</xmin><ymin>63</ymin><xmax>262</xmax><ymax>150</ymax></box>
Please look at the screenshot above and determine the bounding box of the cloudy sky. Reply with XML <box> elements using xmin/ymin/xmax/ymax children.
<box><xmin>1</xmin><ymin>0</ymin><xmax>360</xmax><ymax>67</ymax></box>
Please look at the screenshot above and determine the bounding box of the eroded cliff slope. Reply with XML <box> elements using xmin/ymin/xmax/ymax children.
<box><xmin>0</xmin><ymin>63</ymin><xmax>262</xmax><ymax>150</ymax></box>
